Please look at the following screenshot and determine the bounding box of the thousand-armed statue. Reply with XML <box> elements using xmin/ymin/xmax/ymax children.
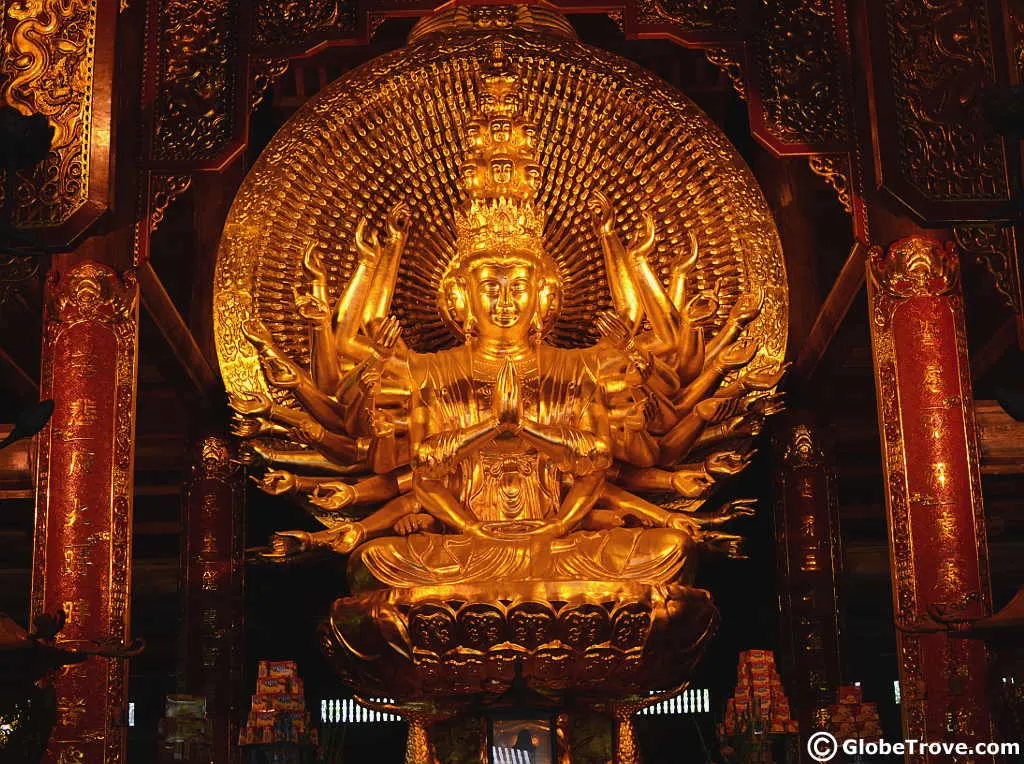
<box><xmin>214</xmin><ymin>5</ymin><xmax>787</xmax><ymax>760</ymax></box>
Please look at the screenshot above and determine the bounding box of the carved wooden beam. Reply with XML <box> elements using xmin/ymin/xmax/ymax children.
<box><xmin>138</xmin><ymin>261</ymin><xmax>219</xmax><ymax>407</ymax></box>
<box><xmin>794</xmin><ymin>240</ymin><xmax>868</xmax><ymax>381</ymax></box>
<box><xmin>971</xmin><ymin>316</ymin><xmax>1018</xmax><ymax>382</ymax></box>
<box><xmin>976</xmin><ymin>400</ymin><xmax>1024</xmax><ymax>474</ymax></box>
<box><xmin>0</xmin><ymin>426</ymin><xmax>33</xmax><ymax>490</ymax></box>
<box><xmin>0</xmin><ymin>345</ymin><xmax>38</xmax><ymax>401</ymax></box>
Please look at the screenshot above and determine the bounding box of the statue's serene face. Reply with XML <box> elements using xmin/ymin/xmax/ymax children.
<box><xmin>466</xmin><ymin>258</ymin><xmax>538</xmax><ymax>336</ymax></box>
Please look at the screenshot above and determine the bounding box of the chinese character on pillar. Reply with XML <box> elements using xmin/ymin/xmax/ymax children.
<box><xmin>774</xmin><ymin>420</ymin><xmax>843</xmax><ymax>746</ymax></box>
<box><xmin>867</xmin><ymin>236</ymin><xmax>994</xmax><ymax>753</ymax></box>
<box><xmin>181</xmin><ymin>434</ymin><xmax>245</xmax><ymax>764</ymax></box>
<box><xmin>32</xmin><ymin>261</ymin><xmax>140</xmax><ymax>764</ymax></box>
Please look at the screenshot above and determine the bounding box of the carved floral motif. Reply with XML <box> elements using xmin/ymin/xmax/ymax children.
<box><xmin>252</xmin><ymin>0</ymin><xmax>355</xmax><ymax>48</ymax></box>
<box><xmin>751</xmin><ymin>0</ymin><xmax>850</xmax><ymax>146</ymax></box>
<box><xmin>883</xmin><ymin>0</ymin><xmax>1008</xmax><ymax>201</ymax></box>
<box><xmin>634</xmin><ymin>0</ymin><xmax>739</xmax><ymax>30</ymax></box>
<box><xmin>250</xmin><ymin>57</ymin><xmax>290</xmax><ymax>111</ymax></box>
<box><xmin>807</xmin><ymin>154</ymin><xmax>852</xmax><ymax>214</ymax></box>
<box><xmin>952</xmin><ymin>224</ymin><xmax>1022</xmax><ymax>314</ymax></box>
<box><xmin>149</xmin><ymin>174</ymin><xmax>191</xmax><ymax>232</ymax></box>
<box><xmin>48</xmin><ymin>261</ymin><xmax>138</xmax><ymax>327</ymax></box>
<box><xmin>152</xmin><ymin>0</ymin><xmax>239</xmax><ymax>161</ymax></box>
<box><xmin>781</xmin><ymin>423</ymin><xmax>825</xmax><ymax>469</ymax></box>
<box><xmin>704</xmin><ymin>48</ymin><xmax>746</xmax><ymax>101</ymax></box>
<box><xmin>322</xmin><ymin>584</ymin><xmax>718</xmax><ymax>701</ymax></box>
<box><xmin>192</xmin><ymin>434</ymin><xmax>237</xmax><ymax>481</ymax></box>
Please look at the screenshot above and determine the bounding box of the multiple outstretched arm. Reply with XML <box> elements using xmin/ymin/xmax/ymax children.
<box><xmin>589</xmin><ymin>193</ymin><xmax>779</xmax><ymax>472</ymax></box>
<box><xmin>242</xmin><ymin>198</ymin><xmax>774</xmax><ymax>561</ymax></box>
<box><xmin>232</xmin><ymin>206</ymin><xmax>415</xmax><ymax>513</ymax></box>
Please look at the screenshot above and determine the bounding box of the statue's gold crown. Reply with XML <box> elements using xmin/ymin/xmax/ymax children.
<box><xmin>454</xmin><ymin>45</ymin><xmax>545</xmax><ymax>262</ymax></box>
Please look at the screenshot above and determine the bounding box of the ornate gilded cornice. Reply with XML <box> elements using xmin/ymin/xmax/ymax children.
<box><xmin>235</xmin><ymin>0</ymin><xmax>861</xmax><ymax>175</ymax></box>
<box><xmin>886</xmin><ymin>1</ymin><xmax>1006</xmax><ymax>201</ymax></box>
<box><xmin>252</xmin><ymin>0</ymin><xmax>355</xmax><ymax>48</ymax></box>
<box><xmin>867</xmin><ymin>0</ymin><xmax>1014</xmax><ymax>221</ymax></box>
<box><xmin>408</xmin><ymin>3</ymin><xmax>576</xmax><ymax>43</ymax></box>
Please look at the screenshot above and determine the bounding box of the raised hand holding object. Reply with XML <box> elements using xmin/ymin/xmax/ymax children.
<box><xmin>256</xmin><ymin>470</ymin><xmax>297</xmax><ymax>495</ymax></box>
<box><xmin>705</xmin><ymin>449</ymin><xmax>755</xmax><ymax>476</ymax></box>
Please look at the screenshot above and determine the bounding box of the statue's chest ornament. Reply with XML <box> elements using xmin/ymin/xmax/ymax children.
<box><xmin>483</xmin><ymin>455</ymin><xmax>536</xmax><ymax>518</ymax></box>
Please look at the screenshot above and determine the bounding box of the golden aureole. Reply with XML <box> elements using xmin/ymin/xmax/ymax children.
<box><xmin>214</xmin><ymin>2</ymin><xmax>786</xmax><ymax>755</ymax></box>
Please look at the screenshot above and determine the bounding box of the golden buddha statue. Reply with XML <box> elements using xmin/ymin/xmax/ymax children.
<box><xmin>215</xmin><ymin>7</ymin><xmax>787</xmax><ymax>757</ymax></box>
<box><xmin>238</xmin><ymin>48</ymin><xmax>771</xmax><ymax>594</ymax></box>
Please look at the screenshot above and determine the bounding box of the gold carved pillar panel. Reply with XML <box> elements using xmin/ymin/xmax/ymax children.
<box><xmin>867</xmin><ymin>237</ymin><xmax>993</xmax><ymax>756</ymax></box>
<box><xmin>0</xmin><ymin>0</ymin><xmax>120</xmax><ymax>238</ymax></box>
<box><xmin>31</xmin><ymin>261</ymin><xmax>140</xmax><ymax>764</ymax></box>
<box><xmin>774</xmin><ymin>421</ymin><xmax>843</xmax><ymax>745</ymax></box>
<box><xmin>181</xmin><ymin>434</ymin><xmax>246</xmax><ymax>764</ymax></box>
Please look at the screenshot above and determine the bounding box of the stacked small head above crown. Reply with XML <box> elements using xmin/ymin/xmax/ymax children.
<box><xmin>453</xmin><ymin>45</ymin><xmax>548</xmax><ymax>265</ymax></box>
<box><xmin>441</xmin><ymin>45</ymin><xmax>562</xmax><ymax>340</ymax></box>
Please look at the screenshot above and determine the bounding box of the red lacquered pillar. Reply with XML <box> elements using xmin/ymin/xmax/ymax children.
<box><xmin>181</xmin><ymin>434</ymin><xmax>246</xmax><ymax>764</ymax></box>
<box><xmin>31</xmin><ymin>260</ymin><xmax>140</xmax><ymax>764</ymax></box>
<box><xmin>867</xmin><ymin>237</ymin><xmax>993</xmax><ymax>757</ymax></box>
<box><xmin>775</xmin><ymin>420</ymin><xmax>843</xmax><ymax>751</ymax></box>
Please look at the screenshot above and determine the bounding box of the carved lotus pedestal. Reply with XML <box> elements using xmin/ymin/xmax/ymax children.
<box><xmin>319</xmin><ymin>581</ymin><xmax>719</xmax><ymax>763</ymax></box>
